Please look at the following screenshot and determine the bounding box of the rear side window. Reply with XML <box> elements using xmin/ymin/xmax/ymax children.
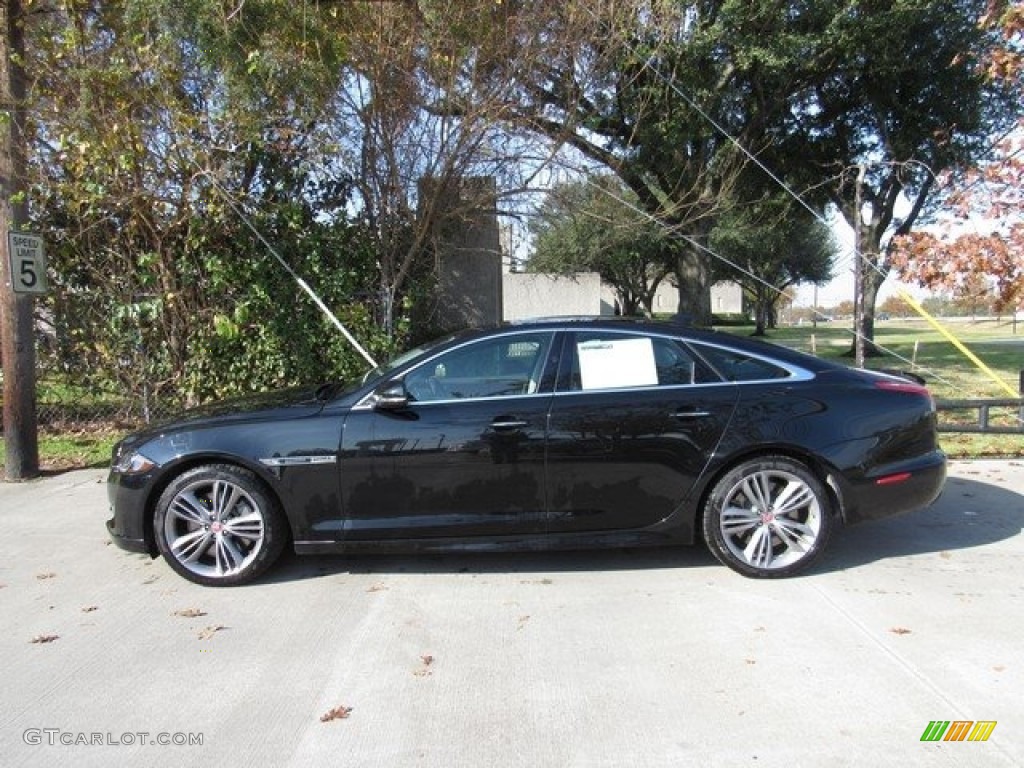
<box><xmin>564</xmin><ymin>332</ymin><xmax>718</xmax><ymax>391</ymax></box>
<box><xmin>694</xmin><ymin>344</ymin><xmax>791</xmax><ymax>382</ymax></box>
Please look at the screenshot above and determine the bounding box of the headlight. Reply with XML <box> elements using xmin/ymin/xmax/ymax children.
<box><xmin>112</xmin><ymin>451</ymin><xmax>157</xmax><ymax>475</ymax></box>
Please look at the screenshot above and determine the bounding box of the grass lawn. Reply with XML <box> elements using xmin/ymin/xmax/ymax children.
<box><xmin>743</xmin><ymin>316</ymin><xmax>1022</xmax><ymax>398</ymax></box>
<box><xmin>0</xmin><ymin>428</ymin><xmax>118</xmax><ymax>474</ymax></box>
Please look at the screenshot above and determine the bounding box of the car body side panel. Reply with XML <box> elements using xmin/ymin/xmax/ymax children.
<box><xmin>697</xmin><ymin>377</ymin><xmax>945</xmax><ymax>524</ymax></box>
<box><xmin>545</xmin><ymin>384</ymin><xmax>739</xmax><ymax>534</ymax></box>
<box><xmin>107</xmin><ymin>411</ymin><xmax>347</xmax><ymax>550</ymax></box>
<box><xmin>336</xmin><ymin>395</ymin><xmax>551</xmax><ymax>539</ymax></box>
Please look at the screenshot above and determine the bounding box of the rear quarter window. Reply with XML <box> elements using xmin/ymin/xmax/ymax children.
<box><xmin>694</xmin><ymin>344</ymin><xmax>791</xmax><ymax>382</ymax></box>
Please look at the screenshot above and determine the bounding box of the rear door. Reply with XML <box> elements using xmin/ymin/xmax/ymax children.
<box><xmin>545</xmin><ymin>329</ymin><xmax>738</xmax><ymax>534</ymax></box>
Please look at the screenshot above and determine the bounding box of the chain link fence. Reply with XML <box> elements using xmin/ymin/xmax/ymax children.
<box><xmin>1</xmin><ymin>368</ymin><xmax>183</xmax><ymax>437</ymax></box>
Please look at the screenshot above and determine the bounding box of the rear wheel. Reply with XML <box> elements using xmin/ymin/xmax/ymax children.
<box><xmin>703</xmin><ymin>456</ymin><xmax>833</xmax><ymax>578</ymax></box>
<box><xmin>154</xmin><ymin>465</ymin><xmax>287</xmax><ymax>587</ymax></box>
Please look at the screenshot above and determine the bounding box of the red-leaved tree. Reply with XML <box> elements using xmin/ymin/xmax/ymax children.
<box><xmin>892</xmin><ymin>2</ymin><xmax>1023</xmax><ymax>312</ymax></box>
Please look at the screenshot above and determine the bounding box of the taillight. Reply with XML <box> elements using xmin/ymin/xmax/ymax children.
<box><xmin>874</xmin><ymin>378</ymin><xmax>927</xmax><ymax>394</ymax></box>
<box><xmin>873</xmin><ymin>378</ymin><xmax>935</xmax><ymax>410</ymax></box>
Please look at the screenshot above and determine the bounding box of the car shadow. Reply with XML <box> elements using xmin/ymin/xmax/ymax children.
<box><xmin>819</xmin><ymin>474</ymin><xmax>1024</xmax><ymax>573</ymax></box>
<box><xmin>264</xmin><ymin>542</ymin><xmax>719</xmax><ymax>585</ymax></box>
<box><xmin>260</xmin><ymin>474</ymin><xmax>1023</xmax><ymax>585</ymax></box>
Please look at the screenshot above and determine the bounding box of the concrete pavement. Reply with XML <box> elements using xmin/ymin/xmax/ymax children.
<box><xmin>0</xmin><ymin>460</ymin><xmax>1021</xmax><ymax>767</ymax></box>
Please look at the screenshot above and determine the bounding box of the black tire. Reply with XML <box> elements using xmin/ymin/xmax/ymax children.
<box><xmin>154</xmin><ymin>464</ymin><xmax>288</xmax><ymax>587</ymax></box>
<box><xmin>702</xmin><ymin>456</ymin><xmax>833</xmax><ymax>578</ymax></box>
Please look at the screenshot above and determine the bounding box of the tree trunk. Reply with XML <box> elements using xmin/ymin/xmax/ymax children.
<box><xmin>752</xmin><ymin>300</ymin><xmax>767</xmax><ymax>336</ymax></box>
<box><xmin>673</xmin><ymin>246</ymin><xmax>712</xmax><ymax>326</ymax></box>
<box><xmin>847</xmin><ymin>231</ymin><xmax>885</xmax><ymax>358</ymax></box>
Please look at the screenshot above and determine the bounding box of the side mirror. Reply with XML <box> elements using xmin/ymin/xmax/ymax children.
<box><xmin>374</xmin><ymin>381</ymin><xmax>410</xmax><ymax>410</ymax></box>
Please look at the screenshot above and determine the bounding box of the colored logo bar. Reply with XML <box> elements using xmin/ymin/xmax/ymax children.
<box><xmin>921</xmin><ymin>721</ymin><xmax>997</xmax><ymax>742</ymax></box>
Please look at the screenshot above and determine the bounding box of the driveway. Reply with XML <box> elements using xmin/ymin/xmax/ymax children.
<box><xmin>0</xmin><ymin>460</ymin><xmax>1021</xmax><ymax>767</ymax></box>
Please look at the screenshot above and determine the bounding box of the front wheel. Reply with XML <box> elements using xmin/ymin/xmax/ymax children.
<box><xmin>154</xmin><ymin>465</ymin><xmax>287</xmax><ymax>587</ymax></box>
<box><xmin>703</xmin><ymin>456</ymin><xmax>833</xmax><ymax>578</ymax></box>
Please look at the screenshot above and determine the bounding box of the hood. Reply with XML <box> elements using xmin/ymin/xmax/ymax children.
<box><xmin>122</xmin><ymin>385</ymin><xmax>332</xmax><ymax>446</ymax></box>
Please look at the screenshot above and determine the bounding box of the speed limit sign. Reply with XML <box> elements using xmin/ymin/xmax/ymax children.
<box><xmin>7</xmin><ymin>231</ymin><xmax>47</xmax><ymax>294</ymax></box>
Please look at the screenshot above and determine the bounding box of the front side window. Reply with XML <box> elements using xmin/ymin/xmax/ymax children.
<box><xmin>404</xmin><ymin>333</ymin><xmax>553</xmax><ymax>402</ymax></box>
<box><xmin>564</xmin><ymin>332</ymin><xmax>718</xmax><ymax>392</ymax></box>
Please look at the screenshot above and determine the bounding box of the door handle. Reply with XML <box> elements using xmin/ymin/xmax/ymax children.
<box><xmin>491</xmin><ymin>420</ymin><xmax>528</xmax><ymax>430</ymax></box>
<box><xmin>672</xmin><ymin>408</ymin><xmax>711</xmax><ymax>419</ymax></box>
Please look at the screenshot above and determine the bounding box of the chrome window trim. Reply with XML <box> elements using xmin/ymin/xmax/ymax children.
<box><xmin>353</xmin><ymin>329</ymin><xmax>557</xmax><ymax>410</ymax></box>
<box><xmin>685</xmin><ymin>340</ymin><xmax>815</xmax><ymax>385</ymax></box>
<box><xmin>351</xmin><ymin>327</ymin><xmax>816</xmax><ymax>409</ymax></box>
<box><xmin>357</xmin><ymin>391</ymin><xmax>555</xmax><ymax>409</ymax></box>
<box><xmin>559</xmin><ymin>329</ymin><xmax>815</xmax><ymax>391</ymax></box>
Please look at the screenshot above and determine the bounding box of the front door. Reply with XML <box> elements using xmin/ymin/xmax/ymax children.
<box><xmin>339</xmin><ymin>331</ymin><xmax>556</xmax><ymax>540</ymax></box>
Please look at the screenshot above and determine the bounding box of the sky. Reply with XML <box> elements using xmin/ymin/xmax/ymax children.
<box><xmin>792</xmin><ymin>206</ymin><xmax>930</xmax><ymax>308</ymax></box>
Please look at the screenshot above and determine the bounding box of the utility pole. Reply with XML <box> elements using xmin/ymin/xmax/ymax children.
<box><xmin>852</xmin><ymin>164</ymin><xmax>866</xmax><ymax>370</ymax></box>
<box><xmin>0</xmin><ymin>0</ymin><xmax>39</xmax><ymax>480</ymax></box>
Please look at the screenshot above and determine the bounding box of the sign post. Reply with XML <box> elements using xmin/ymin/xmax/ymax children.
<box><xmin>1</xmin><ymin>0</ymin><xmax>38</xmax><ymax>479</ymax></box>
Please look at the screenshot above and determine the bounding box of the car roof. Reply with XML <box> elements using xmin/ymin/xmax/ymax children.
<box><xmin>492</xmin><ymin>316</ymin><xmax>845</xmax><ymax>373</ymax></box>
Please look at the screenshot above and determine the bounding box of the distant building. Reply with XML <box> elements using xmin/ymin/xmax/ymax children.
<box><xmin>428</xmin><ymin>177</ymin><xmax>745</xmax><ymax>328</ymax></box>
<box><xmin>503</xmin><ymin>272</ymin><xmax>604</xmax><ymax>321</ymax></box>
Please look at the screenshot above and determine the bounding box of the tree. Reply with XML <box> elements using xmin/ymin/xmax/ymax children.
<box><xmin>430</xmin><ymin>0</ymin><xmax>1011</xmax><ymax>338</ymax></box>
<box><xmin>891</xmin><ymin>2</ymin><xmax>1024</xmax><ymax>316</ymax></box>
<box><xmin>771</xmin><ymin>0</ymin><xmax>1019</xmax><ymax>355</ymax></box>
<box><xmin>333</xmin><ymin>0</ymin><xmax>556</xmax><ymax>336</ymax></box>
<box><xmin>879</xmin><ymin>294</ymin><xmax>913</xmax><ymax>318</ymax></box>
<box><xmin>454</xmin><ymin>1</ymin><xmax>753</xmax><ymax>323</ymax></box>
<box><xmin>710</xmin><ymin>194</ymin><xmax>835</xmax><ymax>336</ymax></box>
<box><xmin>528</xmin><ymin>175</ymin><xmax>673</xmax><ymax>316</ymax></box>
<box><xmin>25</xmin><ymin>1</ymin><xmax>390</xmax><ymax>407</ymax></box>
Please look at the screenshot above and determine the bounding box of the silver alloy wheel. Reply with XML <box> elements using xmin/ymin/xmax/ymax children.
<box><xmin>163</xmin><ymin>477</ymin><xmax>266</xmax><ymax>580</ymax></box>
<box><xmin>717</xmin><ymin>467</ymin><xmax>823</xmax><ymax>571</ymax></box>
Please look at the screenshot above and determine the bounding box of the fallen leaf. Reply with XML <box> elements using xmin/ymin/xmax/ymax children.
<box><xmin>320</xmin><ymin>705</ymin><xmax>353</xmax><ymax>722</ymax></box>
<box><xmin>414</xmin><ymin>654</ymin><xmax>434</xmax><ymax>677</ymax></box>
<box><xmin>889</xmin><ymin>627</ymin><xmax>912</xmax><ymax>635</ymax></box>
<box><xmin>366</xmin><ymin>583</ymin><xmax>388</xmax><ymax>593</ymax></box>
<box><xmin>198</xmin><ymin>625</ymin><xmax>227</xmax><ymax>640</ymax></box>
<box><xmin>36</xmin><ymin>572</ymin><xmax>57</xmax><ymax>580</ymax></box>
<box><xmin>31</xmin><ymin>634</ymin><xmax>59</xmax><ymax>644</ymax></box>
<box><xmin>81</xmin><ymin>605</ymin><xmax>99</xmax><ymax>613</ymax></box>
<box><xmin>173</xmin><ymin>608</ymin><xmax>207</xmax><ymax>618</ymax></box>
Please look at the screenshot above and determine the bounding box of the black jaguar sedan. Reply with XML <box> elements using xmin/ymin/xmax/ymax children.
<box><xmin>107</xmin><ymin>318</ymin><xmax>946</xmax><ymax>586</ymax></box>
